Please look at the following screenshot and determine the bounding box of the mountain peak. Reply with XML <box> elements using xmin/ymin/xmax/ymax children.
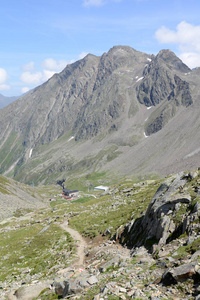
<box><xmin>157</xmin><ymin>49</ymin><xmax>191</xmax><ymax>72</ymax></box>
<box><xmin>0</xmin><ymin>45</ymin><xmax>199</xmax><ymax>185</ymax></box>
<box><xmin>106</xmin><ymin>45</ymin><xmax>146</xmax><ymax>58</ymax></box>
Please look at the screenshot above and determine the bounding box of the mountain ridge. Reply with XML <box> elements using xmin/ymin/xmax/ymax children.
<box><xmin>0</xmin><ymin>93</ymin><xmax>19</xmax><ymax>109</ymax></box>
<box><xmin>0</xmin><ymin>45</ymin><xmax>199</xmax><ymax>185</ymax></box>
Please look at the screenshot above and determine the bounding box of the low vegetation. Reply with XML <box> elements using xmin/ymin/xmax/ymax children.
<box><xmin>1</xmin><ymin>170</ymin><xmax>200</xmax><ymax>299</ymax></box>
<box><xmin>0</xmin><ymin>221</ymin><xmax>74</xmax><ymax>282</ymax></box>
<box><xmin>0</xmin><ymin>176</ymin><xmax>162</xmax><ymax>286</ymax></box>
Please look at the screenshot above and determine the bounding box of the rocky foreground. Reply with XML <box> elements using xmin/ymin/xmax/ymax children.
<box><xmin>1</xmin><ymin>170</ymin><xmax>200</xmax><ymax>299</ymax></box>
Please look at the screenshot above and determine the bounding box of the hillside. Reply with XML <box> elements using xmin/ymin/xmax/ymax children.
<box><xmin>0</xmin><ymin>174</ymin><xmax>50</xmax><ymax>221</ymax></box>
<box><xmin>0</xmin><ymin>46</ymin><xmax>200</xmax><ymax>185</ymax></box>
<box><xmin>1</xmin><ymin>169</ymin><xmax>200</xmax><ymax>299</ymax></box>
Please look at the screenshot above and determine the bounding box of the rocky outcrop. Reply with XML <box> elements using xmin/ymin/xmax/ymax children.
<box><xmin>162</xmin><ymin>261</ymin><xmax>199</xmax><ymax>285</ymax></box>
<box><xmin>120</xmin><ymin>170</ymin><xmax>200</xmax><ymax>252</ymax></box>
<box><xmin>137</xmin><ymin>50</ymin><xmax>191</xmax><ymax>107</ymax></box>
<box><xmin>53</xmin><ymin>271</ymin><xmax>96</xmax><ymax>298</ymax></box>
<box><xmin>73</xmin><ymin>46</ymin><xmax>149</xmax><ymax>140</ymax></box>
<box><xmin>137</xmin><ymin>50</ymin><xmax>193</xmax><ymax>136</ymax></box>
<box><xmin>144</xmin><ymin>74</ymin><xmax>193</xmax><ymax>136</ymax></box>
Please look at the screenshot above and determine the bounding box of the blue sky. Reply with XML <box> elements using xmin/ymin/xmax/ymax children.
<box><xmin>0</xmin><ymin>0</ymin><xmax>200</xmax><ymax>96</ymax></box>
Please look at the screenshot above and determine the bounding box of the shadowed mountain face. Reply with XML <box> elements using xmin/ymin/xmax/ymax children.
<box><xmin>0</xmin><ymin>45</ymin><xmax>199</xmax><ymax>185</ymax></box>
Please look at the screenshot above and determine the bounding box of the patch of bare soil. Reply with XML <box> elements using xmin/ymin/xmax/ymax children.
<box><xmin>59</xmin><ymin>221</ymin><xmax>87</xmax><ymax>268</ymax></box>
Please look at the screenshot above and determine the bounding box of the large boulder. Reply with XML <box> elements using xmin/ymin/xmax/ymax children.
<box><xmin>120</xmin><ymin>171</ymin><xmax>200</xmax><ymax>251</ymax></box>
<box><xmin>140</xmin><ymin>173</ymin><xmax>191</xmax><ymax>247</ymax></box>
<box><xmin>53</xmin><ymin>271</ymin><xmax>99</xmax><ymax>298</ymax></box>
<box><xmin>162</xmin><ymin>261</ymin><xmax>199</xmax><ymax>285</ymax></box>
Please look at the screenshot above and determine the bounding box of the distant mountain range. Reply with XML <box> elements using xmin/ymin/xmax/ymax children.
<box><xmin>0</xmin><ymin>93</ymin><xmax>19</xmax><ymax>108</ymax></box>
<box><xmin>0</xmin><ymin>45</ymin><xmax>200</xmax><ymax>185</ymax></box>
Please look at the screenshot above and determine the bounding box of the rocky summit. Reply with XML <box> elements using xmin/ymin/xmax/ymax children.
<box><xmin>0</xmin><ymin>46</ymin><xmax>199</xmax><ymax>185</ymax></box>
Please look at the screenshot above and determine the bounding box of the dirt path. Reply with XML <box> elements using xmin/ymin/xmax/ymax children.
<box><xmin>60</xmin><ymin>221</ymin><xmax>87</xmax><ymax>268</ymax></box>
<box><xmin>6</xmin><ymin>221</ymin><xmax>87</xmax><ymax>300</ymax></box>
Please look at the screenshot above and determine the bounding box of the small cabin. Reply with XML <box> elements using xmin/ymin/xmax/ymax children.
<box><xmin>62</xmin><ymin>188</ymin><xmax>79</xmax><ymax>199</ymax></box>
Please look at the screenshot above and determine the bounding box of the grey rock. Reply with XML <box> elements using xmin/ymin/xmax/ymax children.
<box><xmin>99</xmin><ymin>256</ymin><xmax>122</xmax><ymax>273</ymax></box>
<box><xmin>156</xmin><ymin>260</ymin><xmax>167</xmax><ymax>268</ymax></box>
<box><xmin>191</xmin><ymin>250</ymin><xmax>200</xmax><ymax>260</ymax></box>
<box><xmin>63</xmin><ymin>279</ymin><xmax>83</xmax><ymax>297</ymax></box>
<box><xmin>53</xmin><ymin>281</ymin><xmax>65</xmax><ymax>296</ymax></box>
<box><xmin>133</xmin><ymin>288</ymin><xmax>141</xmax><ymax>297</ymax></box>
<box><xmin>103</xmin><ymin>228</ymin><xmax>112</xmax><ymax>236</ymax></box>
<box><xmin>101</xmin><ymin>286</ymin><xmax>109</xmax><ymax>296</ymax></box>
<box><xmin>137</xmin><ymin>51</ymin><xmax>192</xmax><ymax>136</ymax></box>
<box><xmin>186</xmin><ymin>235</ymin><xmax>195</xmax><ymax>245</ymax></box>
<box><xmin>168</xmin><ymin>256</ymin><xmax>175</xmax><ymax>262</ymax></box>
<box><xmin>87</xmin><ymin>275</ymin><xmax>98</xmax><ymax>285</ymax></box>
<box><xmin>162</xmin><ymin>261</ymin><xmax>198</xmax><ymax>285</ymax></box>
<box><xmin>193</xmin><ymin>202</ymin><xmax>200</xmax><ymax>214</ymax></box>
<box><xmin>78</xmin><ymin>279</ymin><xmax>90</xmax><ymax>288</ymax></box>
<box><xmin>38</xmin><ymin>225</ymin><xmax>49</xmax><ymax>234</ymax></box>
<box><xmin>101</xmin><ymin>281</ymin><xmax>119</xmax><ymax>296</ymax></box>
<box><xmin>121</xmin><ymin>173</ymin><xmax>192</xmax><ymax>250</ymax></box>
<box><xmin>119</xmin><ymin>287</ymin><xmax>126</xmax><ymax>293</ymax></box>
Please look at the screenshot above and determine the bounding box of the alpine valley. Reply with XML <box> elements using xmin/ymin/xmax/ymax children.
<box><xmin>2</xmin><ymin>45</ymin><xmax>200</xmax><ymax>300</ymax></box>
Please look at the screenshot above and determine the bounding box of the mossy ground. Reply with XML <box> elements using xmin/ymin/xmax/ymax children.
<box><xmin>0</xmin><ymin>221</ymin><xmax>74</xmax><ymax>282</ymax></box>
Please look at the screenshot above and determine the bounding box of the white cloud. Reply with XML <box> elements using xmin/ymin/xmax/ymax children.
<box><xmin>20</xmin><ymin>59</ymin><xmax>69</xmax><ymax>88</ymax></box>
<box><xmin>41</xmin><ymin>58</ymin><xmax>69</xmax><ymax>72</ymax></box>
<box><xmin>155</xmin><ymin>21</ymin><xmax>200</xmax><ymax>52</ymax></box>
<box><xmin>22</xmin><ymin>61</ymin><xmax>35</xmax><ymax>72</ymax></box>
<box><xmin>155</xmin><ymin>21</ymin><xmax>200</xmax><ymax>68</ymax></box>
<box><xmin>20</xmin><ymin>52</ymin><xmax>90</xmax><ymax>88</ymax></box>
<box><xmin>43</xmin><ymin>69</ymin><xmax>56</xmax><ymax>81</ymax></box>
<box><xmin>21</xmin><ymin>87</ymin><xmax>30</xmax><ymax>94</ymax></box>
<box><xmin>0</xmin><ymin>68</ymin><xmax>10</xmax><ymax>91</ymax></box>
<box><xmin>20</xmin><ymin>71</ymin><xmax>43</xmax><ymax>85</ymax></box>
<box><xmin>179</xmin><ymin>52</ymin><xmax>200</xmax><ymax>69</ymax></box>
<box><xmin>0</xmin><ymin>68</ymin><xmax>9</xmax><ymax>84</ymax></box>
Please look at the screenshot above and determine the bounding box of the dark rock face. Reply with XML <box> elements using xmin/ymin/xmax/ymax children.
<box><xmin>120</xmin><ymin>170</ymin><xmax>200</xmax><ymax>252</ymax></box>
<box><xmin>0</xmin><ymin>46</ymin><xmax>149</xmax><ymax>147</ymax></box>
<box><xmin>170</xmin><ymin>75</ymin><xmax>193</xmax><ymax>107</ymax></box>
<box><xmin>137</xmin><ymin>50</ymin><xmax>193</xmax><ymax>135</ymax></box>
<box><xmin>156</xmin><ymin>49</ymin><xmax>190</xmax><ymax>73</ymax></box>
<box><xmin>74</xmin><ymin>46</ymin><xmax>149</xmax><ymax>140</ymax></box>
<box><xmin>137</xmin><ymin>50</ymin><xmax>190</xmax><ymax>107</ymax></box>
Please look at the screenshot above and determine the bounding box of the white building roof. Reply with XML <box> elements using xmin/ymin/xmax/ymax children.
<box><xmin>94</xmin><ymin>185</ymin><xmax>109</xmax><ymax>191</ymax></box>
